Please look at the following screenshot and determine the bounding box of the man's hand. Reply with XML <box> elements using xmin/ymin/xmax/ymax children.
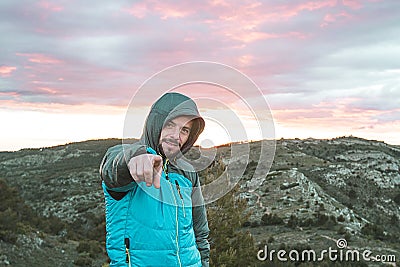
<box><xmin>128</xmin><ymin>154</ymin><xmax>163</xmax><ymax>189</ymax></box>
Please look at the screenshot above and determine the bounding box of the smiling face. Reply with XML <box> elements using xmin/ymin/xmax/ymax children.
<box><xmin>159</xmin><ymin>115</ymin><xmax>194</xmax><ymax>158</ymax></box>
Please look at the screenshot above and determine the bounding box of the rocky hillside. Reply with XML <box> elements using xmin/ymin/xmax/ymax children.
<box><xmin>0</xmin><ymin>137</ymin><xmax>399</xmax><ymax>266</ymax></box>
<box><xmin>0</xmin><ymin>139</ymin><xmax>122</xmax><ymax>267</ymax></box>
<box><xmin>235</xmin><ymin>137</ymin><xmax>400</xmax><ymax>266</ymax></box>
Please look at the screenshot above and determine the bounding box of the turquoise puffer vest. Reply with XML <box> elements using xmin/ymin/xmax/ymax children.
<box><xmin>103</xmin><ymin>147</ymin><xmax>202</xmax><ymax>267</ymax></box>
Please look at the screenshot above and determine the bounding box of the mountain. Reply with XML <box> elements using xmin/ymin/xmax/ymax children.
<box><xmin>0</xmin><ymin>137</ymin><xmax>399</xmax><ymax>266</ymax></box>
<box><xmin>236</xmin><ymin>137</ymin><xmax>400</xmax><ymax>266</ymax></box>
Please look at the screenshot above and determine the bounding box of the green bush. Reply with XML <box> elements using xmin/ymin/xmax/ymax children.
<box><xmin>0</xmin><ymin>208</ymin><xmax>19</xmax><ymax>232</ymax></box>
<box><xmin>74</xmin><ymin>254</ymin><xmax>93</xmax><ymax>266</ymax></box>
<box><xmin>205</xmin><ymin>158</ymin><xmax>259</xmax><ymax>267</ymax></box>
<box><xmin>44</xmin><ymin>215</ymin><xmax>67</xmax><ymax>235</ymax></box>
<box><xmin>394</xmin><ymin>193</ymin><xmax>400</xmax><ymax>205</ymax></box>
<box><xmin>260</xmin><ymin>213</ymin><xmax>284</xmax><ymax>226</ymax></box>
<box><xmin>0</xmin><ymin>178</ymin><xmax>72</xmax><ymax>243</ymax></box>
<box><xmin>0</xmin><ymin>230</ymin><xmax>17</xmax><ymax>244</ymax></box>
<box><xmin>287</xmin><ymin>214</ymin><xmax>299</xmax><ymax>228</ymax></box>
<box><xmin>77</xmin><ymin>240</ymin><xmax>103</xmax><ymax>258</ymax></box>
<box><xmin>337</xmin><ymin>215</ymin><xmax>345</xmax><ymax>222</ymax></box>
<box><xmin>361</xmin><ymin>223</ymin><xmax>385</xmax><ymax>240</ymax></box>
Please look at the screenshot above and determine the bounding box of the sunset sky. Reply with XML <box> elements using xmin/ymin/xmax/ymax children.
<box><xmin>1</xmin><ymin>0</ymin><xmax>399</xmax><ymax>151</ymax></box>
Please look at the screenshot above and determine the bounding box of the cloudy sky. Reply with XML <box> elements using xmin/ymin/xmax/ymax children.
<box><xmin>1</xmin><ymin>0</ymin><xmax>399</xmax><ymax>151</ymax></box>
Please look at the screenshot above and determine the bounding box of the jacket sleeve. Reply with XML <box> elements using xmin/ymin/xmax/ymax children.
<box><xmin>99</xmin><ymin>143</ymin><xmax>146</xmax><ymax>191</ymax></box>
<box><xmin>192</xmin><ymin>174</ymin><xmax>210</xmax><ymax>267</ymax></box>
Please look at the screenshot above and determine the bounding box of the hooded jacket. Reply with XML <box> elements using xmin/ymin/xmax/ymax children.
<box><xmin>100</xmin><ymin>93</ymin><xmax>210</xmax><ymax>267</ymax></box>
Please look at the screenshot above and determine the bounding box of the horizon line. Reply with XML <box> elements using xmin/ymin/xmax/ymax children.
<box><xmin>1</xmin><ymin>135</ymin><xmax>398</xmax><ymax>153</ymax></box>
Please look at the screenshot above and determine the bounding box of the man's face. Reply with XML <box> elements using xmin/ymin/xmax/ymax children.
<box><xmin>159</xmin><ymin>115</ymin><xmax>193</xmax><ymax>158</ymax></box>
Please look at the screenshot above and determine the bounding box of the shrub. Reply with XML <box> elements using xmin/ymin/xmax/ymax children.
<box><xmin>74</xmin><ymin>255</ymin><xmax>93</xmax><ymax>266</ymax></box>
<box><xmin>261</xmin><ymin>213</ymin><xmax>284</xmax><ymax>226</ymax></box>
<box><xmin>204</xmin><ymin>158</ymin><xmax>259</xmax><ymax>267</ymax></box>
<box><xmin>0</xmin><ymin>230</ymin><xmax>17</xmax><ymax>244</ymax></box>
<box><xmin>348</xmin><ymin>189</ymin><xmax>357</xmax><ymax>199</ymax></box>
<box><xmin>337</xmin><ymin>226</ymin><xmax>346</xmax><ymax>235</ymax></box>
<box><xmin>394</xmin><ymin>193</ymin><xmax>400</xmax><ymax>205</ymax></box>
<box><xmin>0</xmin><ymin>208</ymin><xmax>19</xmax><ymax>232</ymax></box>
<box><xmin>287</xmin><ymin>214</ymin><xmax>299</xmax><ymax>228</ymax></box>
<box><xmin>77</xmin><ymin>240</ymin><xmax>102</xmax><ymax>258</ymax></box>
<box><xmin>361</xmin><ymin>223</ymin><xmax>385</xmax><ymax>240</ymax></box>
<box><xmin>337</xmin><ymin>215</ymin><xmax>345</xmax><ymax>222</ymax></box>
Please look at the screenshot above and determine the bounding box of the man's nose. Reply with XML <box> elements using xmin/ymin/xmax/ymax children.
<box><xmin>170</xmin><ymin>127</ymin><xmax>180</xmax><ymax>139</ymax></box>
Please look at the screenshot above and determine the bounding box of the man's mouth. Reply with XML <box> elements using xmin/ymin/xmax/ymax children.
<box><xmin>163</xmin><ymin>139</ymin><xmax>180</xmax><ymax>147</ymax></box>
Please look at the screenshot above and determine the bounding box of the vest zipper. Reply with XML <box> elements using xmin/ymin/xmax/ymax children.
<box><xmin>164</xmin><ymin>160</ymin><xmax>182</xmax><ymax>267</ymax></box>
<box><xmin>123</xmin><ymin>189</ymin><xmax>134</xmax><ymax>267</ymax></box>
<box><xmin>125</xmin><ymin>237</ymin><xmax>131</xmax><ymax>267</ymax></box>
<box><xmin>162</xmin><ymin>158</ymin><xmax>169</xmax><ymax>180</ymax></box>
<box><xmin>175</xmin><ymin>180</ymin><xmax>186</xmax><ymax>218</ymax></box>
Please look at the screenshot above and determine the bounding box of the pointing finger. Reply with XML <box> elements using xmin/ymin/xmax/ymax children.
<box><xmin>152</xmin><ymin>156</ymin><xmax>162</xmax><ymax>189</ymax></box>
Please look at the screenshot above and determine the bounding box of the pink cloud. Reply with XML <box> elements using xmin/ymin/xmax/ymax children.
<box><xmin>274</xmin><ymin>105</ymin><xmax>400</xmax><ymax>144</ymax></box>
<box><xmin>209</xmin><ymin>0</ymin><xmax>230</xmax><ymax>7</ymax></box>
<box><xmin>237</xmin><ymin>54</ymin><xmax>254</xmax><ymax>67</ymax></box>
<box><xmin>155</xmin><ymin>5</ymin><xmax>192</xmax><ymax>19</ymax></box>
<box><xmin>299</xmin><ymin>0</ymin><xmax>337</xmax><ymax>10</ymax></box>
<box><xmin>206</xmin><ymin>1</ymin><xmax>334</xmax><ymax>44</ymax></box>
<box><xmin>0</xmin><ymin>66</ymin><xmax>17</xmax><ymax>77</ymax></box>
<box><xmin>124</xmin><ymin>2</ymin><xmax>148</xmax><ymax>18</ymax></box>
<box><xmin>37</xmin><ymin>87</ymin><xmax>58</xmax><ymax>94</ymax></box>
<box><xmin>0</xmin><ymin>98</ymin><xmax>125</xmax><ymax>115</ymax></box>
<box><xmin>38</xmin><ymin>1</ymin><xmax>64</xmax><ymax>12</ymax></box>
<box><xmin>342</xmin><ymin>0</ymin><xmax>362</xmax><ymax>10</ymax></box>
<box><xmin>123</xmin><ymin>1</ymin><xmax>332</xmax><ymax>47</ymax></box>
<box><xmin>273</xmin><ymin>106</ymin><xmax>381</xmax><ymax>131</ymax></box>
<box><xmin>0</xmin><ymin>91</ymin><xmax>20</xmax><ymax>98</ymax></box>
<box><xmin>273</xmin><ymin>96</ymin><xmax>400</xmax><ymax>135</ymax></box>
<box><xmin>16</xmin><ymin>53</ymin><xmax>63</xmax><ymax>64</ymax></box>
<box><xmin>277</xmin><ymin>0</ymin><xmax>338</xmax><ymax>20</ymax></box>
<box><xmin>321</xmin><ymin>11</ymin><xmax>352</xmax><ymax>27</ymax></box>
<box><xmin>225</xmin><ymin>31</ymin><xmax>281</xmax><ymax>43</ymax></box>
<box><xmin>273</xmin><ymin>108</ymin><xmax>334</xmax><ymax>121</ymax></box>
<box><xmin>124</xmin><ymin>1</ymin><xmax>197</xmax><ymax>19</ymax></box>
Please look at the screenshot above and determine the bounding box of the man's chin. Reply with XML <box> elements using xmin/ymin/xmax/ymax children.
<box><xmin>161</xmin><ymin>144</ymin><xmax>180</xmax><ymax>158</ymax></box>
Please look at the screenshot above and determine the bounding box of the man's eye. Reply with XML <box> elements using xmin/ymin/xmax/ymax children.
<box><xmin>166</xmin><ymin>122</ymin><xmax>174</xmax><ymax>128</ymax></box>
<box><xmin>181</xmin><ymin>128</ymin><xmax>190</xmax><ymax>135</ymax></box>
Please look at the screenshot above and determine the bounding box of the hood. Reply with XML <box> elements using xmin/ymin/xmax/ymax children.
<box><xmin>140</xmin><ymin>92</ymin><xmax>205</xmax><ymax>157</ymax></box>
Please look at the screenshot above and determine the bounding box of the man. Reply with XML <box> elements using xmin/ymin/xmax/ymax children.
<box><xmin>100</xmin><ymin>92</ymin><xmax>210</xmax><ymax>267</ymax></box>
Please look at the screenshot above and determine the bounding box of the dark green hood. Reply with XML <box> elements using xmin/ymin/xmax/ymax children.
<box><xmin>140</xmin><ymin>92</ymin><xmax>205</xmax><ymax>157</ymax></box>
